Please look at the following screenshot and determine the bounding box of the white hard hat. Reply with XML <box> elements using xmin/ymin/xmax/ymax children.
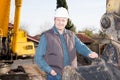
<box><xmin>54</xmin><ymin>7</ymin><xmax>69</xmax><ymax>18</ymax></box>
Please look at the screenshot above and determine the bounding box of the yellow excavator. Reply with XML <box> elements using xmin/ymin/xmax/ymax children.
<box><xmin>0</xmin><ymin>0</ymin><xmax>35</xmax><ymax>60</ymax></box>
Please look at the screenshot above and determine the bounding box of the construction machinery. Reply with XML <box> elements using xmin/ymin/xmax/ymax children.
<box><xmin>101</xmin><ymin>0</ymin><xmax>120</xmax><ymax>41</ymax></box>
<box><xmin>100</xmin><ymin>0</ymin><xmax>120</xmax><ymax>65</ymax></box>
<box><xmin>1</xmin><ymin>0</ymin><xmax>120</xmax><ymax>80</ymax></box>
<box><xmin>0</xmin><ymin>0</ymin><xmax>40</xmax><ymax>80</ymax></box>
<box><xmin>0</xmin><ymin>0</ymin><xmax>35</xmax><ymax>60</ymax></box>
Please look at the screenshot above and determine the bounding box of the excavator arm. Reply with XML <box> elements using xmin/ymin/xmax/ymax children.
<box><xmin>100</xmin><ymin>0</ymin><xmax>120</xmax><ymax>67</ymax></box>
<box><xmin>101</xmin><ymin>0</ymin><xmax>120</xmax><ymax>41</ymax></box>
<box><xmin>0</xmin><ymin>0</ymin><xmax>10</xmax><ymax>37</ymax></box>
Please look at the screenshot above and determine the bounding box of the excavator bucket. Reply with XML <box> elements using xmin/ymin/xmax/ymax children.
<box><xmin>62</xmin><ymin>44</ymin><xmax>120</xmax><ymax>80</ymax></box>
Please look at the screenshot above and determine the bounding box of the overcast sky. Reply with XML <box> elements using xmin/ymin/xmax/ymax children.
<box><xmin>10</xmin><ymin>0</ymin><xmax>106</xmax><ymax>36</ymax></box>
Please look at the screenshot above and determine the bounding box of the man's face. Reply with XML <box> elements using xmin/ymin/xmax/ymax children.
<box><xmin>54</xmin><ymin>17</ymin><xmax>68</xmax><ymax>30</ymax></box>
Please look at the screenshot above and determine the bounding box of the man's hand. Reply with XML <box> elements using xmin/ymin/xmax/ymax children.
<box><xmin>50</xmin><ymin>70</ymin><xmax>57</xmax><ymax>76</ymax></box>
<box><xmin>88</xmin><ymin>52</ymin><xmax>98</xmax><ymax>58</ymax></box>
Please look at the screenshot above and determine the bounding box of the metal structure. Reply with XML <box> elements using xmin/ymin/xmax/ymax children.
<box><xmin>101</xmin><ymin>0</ymin><xmax>120</xmax><ymax>41</ymax></box>
<box><xmin>0</xmin><ymin>0</ymin><xmax>35</xmax><ymax>59</ymax></box>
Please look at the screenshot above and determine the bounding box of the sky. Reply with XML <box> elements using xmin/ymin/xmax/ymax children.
<box><xmin>10</xmin><ymin>0</ymin><xmax>106</xmax><ymax>36</ymax></box>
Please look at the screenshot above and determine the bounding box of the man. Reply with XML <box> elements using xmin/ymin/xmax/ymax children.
<box><xmin>34</xmin><ymin>7</ymin><xmax>98</xmax><ymax>80</ymax></box>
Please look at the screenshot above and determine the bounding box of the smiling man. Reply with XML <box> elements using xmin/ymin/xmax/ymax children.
<box><xmin>34</xmin><ymin>7</ymin><xmax>98</xmax><ymax>80</ymax></box>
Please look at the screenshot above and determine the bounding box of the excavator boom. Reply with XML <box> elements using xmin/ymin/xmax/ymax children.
<box><xmin>0</xmin><ymin>0</ymin><xmax>11</xmax><ymax>37</ymax></box>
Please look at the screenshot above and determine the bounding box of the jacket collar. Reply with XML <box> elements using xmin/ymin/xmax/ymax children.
<box><xmin>52</xmin><ymin>26</ymin><xmax>67</xmax><ymax>35</ymax></box>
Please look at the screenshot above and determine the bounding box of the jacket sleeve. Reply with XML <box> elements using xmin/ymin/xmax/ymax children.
<box><xmin>74</xmin><ymin>35</ymin><xmax>92</xmax><ymax>57</ymax></box>
<box><xmin>34</xmin><ymin>34</ymin><xmax>52</xmax><ymax>73</ymax></box>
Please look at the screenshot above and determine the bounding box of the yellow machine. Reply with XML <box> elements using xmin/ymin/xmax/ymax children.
<box><xmin>0</xmin><ymin>0</ymin><xmax>35</xmax><ymax>59</ymax></box>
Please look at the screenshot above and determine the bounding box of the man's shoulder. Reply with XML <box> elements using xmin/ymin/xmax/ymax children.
<box><xmin>66</xmin><ymin>29</ymin><xmax>75</xmax><ymax>36</ymax></box>
<box><xmin>42</xmin><ymin>28</ymin><xmax>53</xmax><ymax>34</ymax></box>
<box><xmin>41</xmin><ymin>28</ymin><xmax>53</xmax><ymax>37</ymax></box>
